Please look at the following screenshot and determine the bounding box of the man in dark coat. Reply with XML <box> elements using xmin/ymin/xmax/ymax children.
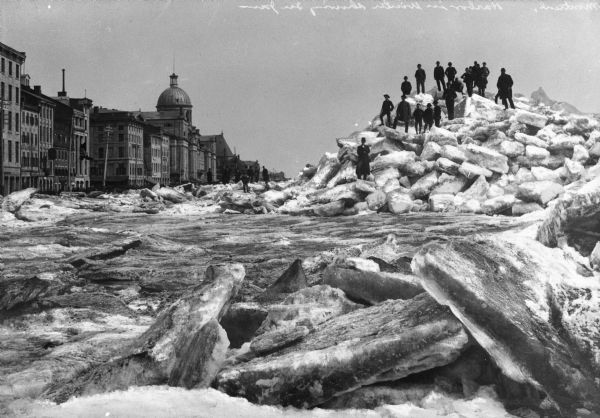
<box><xmin>472</xmin><ymin>61</ymin><xmax>481</xmax><ymax>92</ymax></box>
<box><xmin>356</xmin><ymin>137</ymin><xmax>371</xmax><ymax>180</ymax></box>
<box><xmin>415</xmin><ymin>64</ymin><xmax>426</xmax><ymax>94</ymax></box>
<box><xmin>206</xmin><ymin>169</ymin><xmax>213</xmax><ymax>184</ymax></box>
<box><xmin>241</xmin><ymin>172</ymin><xmax>250</xmax><ymax>193</ymax></box>
<box><xmin>434</xmin><ymin>61</ymin><xmax>446</xmax><ymax>92</ymax></box>
<box><xmin>393</xmin><ymin>95</ymin><xmax>412</xmax><ymax>133</ymax></box>
<box><xmin>423</xmin><ymin>103</ymin><xmax>434</xmax><ymax>132</ymax></box>
<box><xmin>433</xmin><ymin>100</ymin><xmax>442</xmax><ymax>127</ymax></box>
<box><xmin>380</xmin><ymin>94</ymin><xmax>394</xmax><ymax>127</ymax></box>
<box><xmin>479</xmin><ymin>62</ymin><xmax>490</xmax><ymax>96</ymax></box>
<box><xmin>413</xmin><ymin>104</ymin><xmax>424</xmax><ymax>134</ymax></box>
<box><xmin>497</xmin><ymin>68</ymin><xmax>515</xmax><ymax>109</ymax></box>
<box><xmin>461</xmin><ymin>67</ymin><xmax>474</xmax><ymax>97</ymax></box>
<box><xmin>445</xmin><ymin>62</ymin><xmax>457</xmax><ymax>84</ymax></box>
<box><xmin>262</xmin><ymin>166</ymin><xmax>270</xmax><ymax>190</ymax></box>
<box><xmin>401</xmin><ymin>76</ymin><xmax>412</xmax><ymax>96</ymax></box>
<box><xmin>443</xmin><ymin>85</ymin><xmax>457</xmax><ymax>120</ymax></box>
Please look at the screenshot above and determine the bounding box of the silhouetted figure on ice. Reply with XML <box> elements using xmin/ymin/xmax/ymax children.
<box><xmin>401</xmin><ymin>76</ymin><xmax>412</xmax><ymax>96</ymax></box>
<box><xmin>262</xmin><ymin>166</ymin><xmax>270</xmax><ymax>190</ymax></box>
<box><xmin>433</xmin><ymin>100</ymin><xmax>442</xmax><ymax>127</ymax></box>
<box><xmin>423</xmin><ymin>103</ymin><xmax>434</xmax><ymax>132</ymax></box>
<box><xmin>472</xmin><ymin>61</ymin><xmax>481</xmax><ymax>91</ymax></box>
<box><xmin>247</xmin><ymin>166</ymin><xmax>255</xmax><ymax>184</ymax></box>
<box><xmin>393</xmin><ymin>95</ymin><xmax>411</xmax><ymax>133</ymax></box>
<box><xmin>241</xmin><ymin>172</ymin><xmax>250</xmax><ymax>193</ymax></box>
<box><xmin>356</xmin><ymin>137</ymin><xmax>371</xmax><ymax>180</ymax></box>
<box><xmin>380</xmin><ymin>94</ymin><xmax>394</xmax><ymax>127</ymax></box>
<box><xmin>443</xmin><ymin>84</ymin><xmax>457</xmax><ymax>120</ymax></box>
<box><xmin>434</xmin><ymin>61</ymin><xmax>446</xmax><ymax>92</ymax></box>
<box><xmin>413</xmin><ymin>104</ymin><xmax>424</xmax><ymax>134</ymax></box>
<box><xmin>478</xmin><ymin>62</ymin><xmax>490</xmax><ymax>96</ymax></box>
<box><xmin>206</xmin><ymin>169</ymin><xmax>213</xmax><ymax>184</ymax></box>
<box><xmin>415</xmin><ymin>64</ymin><xmax>426</xmax><ymax>94</ymax></box>
<box><xmin>445</xmin><ymin>62</ymin><xmax>457</xmax><ymax>83</ymax></box>
<box><xmin>497</xmin><ymin>68</ymin><xmax>515</xmax><ymax>109</ymax></box>
<box><xmin>461</xmin><ymin>67</ymin><xmax>474</xmax><ymax>97</ymax></box>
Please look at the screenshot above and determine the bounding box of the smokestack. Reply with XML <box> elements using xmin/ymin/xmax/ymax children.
<box><xmin>58</xmin><ymin>68</ymin><xmax>67</xmax><ymax>97</ymax></box>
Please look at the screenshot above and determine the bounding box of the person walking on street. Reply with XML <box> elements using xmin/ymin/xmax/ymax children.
<box><xmin>401</xmin><ymin>76</ymin><xmax>412</xmax><ymax>96</ymax></box>
<box><xmin>413</xmin><ymin>104</ymin><xmax>424</xmax><ymax>134</ymax></box>
<box><xmin>461</xmin><ymin>67</ymin><xmax>474</xmax><ymax>97</ymax></box>
<box><xmin>356</xmin><ymin>137</ymin><xmax>371</xmax><ymax>180</ymax></box>
<box><xmin>380</xmin><ymin>94</ymin><xmax>394</xmax><ymax>127</ymax></box>
<box><xmin>433</xmin><ymin>100</ymin><xmax>442</xmax><ymax>127</ymax></box>
<box><xmin>445</xmin><ymin>62</ymin><xmax>457</xmax><ymax>84</ymax></box>
<box><xmin>415</xmin><ymin>64</ymin><xmax>426</xmax><ymax>94</ymax></box>
<box><xmin>393</xmin><ymin>95</ymin><xmax>412</xmax><ymax>133</ymax></box>
<box><xmin>443</xmin><ymin>84</ymin><xmax>457</xmax><ymax>120</ymax></box>
<box><xmin>423</xmin><ymin>103</ymin><xmax>434</xmax><ymax>132</ymax></box>
<box><xmin>206</xmin><ymin>169</ymin><xmax>213</xmax><ymax>184</ymax></box>
<box><xmin>434</xmin><ymin>61</ymin><xmax>446</xmax><ymax>92</ymax></box>
<box><xmin>497</xmin><ymin>68</ymin><xmax>515</xmax><ymax>110</ymax></box>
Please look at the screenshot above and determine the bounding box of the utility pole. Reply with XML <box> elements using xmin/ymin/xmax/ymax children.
<box><xmin>103</xmin><ymin>125</ymin><xmax>112</xmax><ymax>188</ymax></box>
<box><xmin>0</xmin><ymin>98</ymin><xmax>5</xmax><ymax>195</ymax></box>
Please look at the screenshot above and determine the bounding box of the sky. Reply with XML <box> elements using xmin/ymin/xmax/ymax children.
<box><xmin>0</xmin><ymin>0</ymin><xmax>599</xmax><ymax>177</ymax></box>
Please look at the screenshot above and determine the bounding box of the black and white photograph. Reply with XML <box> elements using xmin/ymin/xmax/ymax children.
<box><xmin>1</xmin><ymin>0</ymin><xmax>599</xmax><ymax>416</ymax></box>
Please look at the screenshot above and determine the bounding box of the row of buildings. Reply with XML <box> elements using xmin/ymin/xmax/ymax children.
<box><xmin>1</xmin><ymin>41</ymin><xmax>274</xmax><ymax>195</ymax></box>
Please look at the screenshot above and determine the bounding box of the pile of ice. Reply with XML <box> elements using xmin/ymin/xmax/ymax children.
<box><xmin>273</xmin><ymin>91</ymin><xmax>600</xmax><ymax>217</ymax></box>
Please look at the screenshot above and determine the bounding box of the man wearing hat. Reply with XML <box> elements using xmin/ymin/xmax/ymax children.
<box><xmin>445</xmin><ymin>62</ymin><xmax>457</xmax><ymax>84</ymax></box>
<box><xmin>423</xmin><ymin>102</ymin><xmax>434</xmax><ymax>132</ymax></box>
<box><xmin>401</xmin><ymin>76</ymin><xmax>412</xmax><ymax>96</ymax></box>
<box><xmin>433</xmin><ymin>99</ymin><xmax>442</xmax><ymax>127</ymax></box>
<box><xmin>393</xmin><ymin>95</ymin><xmax>412</xmax><ymax>133</ymax></box>
<box><xmin>380</xmin><ymin>94</ymin><xmax>394</xmax><ymax>127</ymax></box>
<box><xmin>434</xmin><ymin>61</ymin><xmax>446</xmax><ymax>92</ymax></box>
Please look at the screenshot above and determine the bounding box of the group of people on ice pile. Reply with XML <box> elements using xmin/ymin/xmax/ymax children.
<box><xmin>220</xmin><ymin>165</ymin><xmax>271</xmax><ymax>193</ymax></box>
<box><xmin>379</xmin><ymin>61</ymin><xmax>516</xmax><ymax>133</ymax></box>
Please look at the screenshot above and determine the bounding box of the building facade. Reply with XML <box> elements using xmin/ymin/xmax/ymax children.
<box><xmin>0</xmin><ymin>42</ymin><xmax>25</xmax><ymax>195</ymax></box>
<box><xmin>20</xmin><ymin>82</ymin><xmax>40</xmax><ymax>189</ymax></box>
<box><xmin>90</xmin><ymin>109</ymin><xmax>145</xmax><ymax>188</ymax></box>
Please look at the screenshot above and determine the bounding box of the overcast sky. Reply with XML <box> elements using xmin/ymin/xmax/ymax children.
<box><xmin>1</xmin><ymin>0</ymin><xmax>598</xmax><ymax>176</ymax></box>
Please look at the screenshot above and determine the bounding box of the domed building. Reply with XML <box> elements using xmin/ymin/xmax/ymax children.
<box><xmin>156</xmin><ymin>73</ymin><xmax>193</xmax><ymax>124</ymax></box>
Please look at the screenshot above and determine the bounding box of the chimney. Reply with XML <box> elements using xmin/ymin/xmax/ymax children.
<box><xmin>58</xmin><ymin>68</ymin><xmax>67</xmax><ymax>97</ymax></box>
<box><xmin>33</xmin><ymin>85</ymin><xmax>41</xmax><ymax>94</ymax></box>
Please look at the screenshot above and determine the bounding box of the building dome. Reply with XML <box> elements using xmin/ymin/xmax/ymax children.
<box><xmin>156</xmin><ymin>73</ymin><xmax>192</xmax><ymax>109</ymax></box>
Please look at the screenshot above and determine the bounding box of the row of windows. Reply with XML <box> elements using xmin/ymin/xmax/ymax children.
<box><xmin>0</xmin><ymin>58</ymin><xmax>20</xmax><ymax>78</ymax></box>
<box><xmin>3</xmin><ymin>140</ymin><xmax>19</xmax><ymax>163</ymax></box>
<box><xmin>0</xmin><ymin>82</ymin><xmax>19</xmax><ymax>104</ymax></box>
<box><xmin>21</xmin><ymin>132</ymin><xmax>38</xmax><ymax>145</ymax></box>
<box><xmin>2</xmin><ymin>111</ymin><xmax>20</xmax><ymax>132</ymax></box>
<box><xmin>21</xmin><ymin>153</ymin><xmax>40</xmax><ymax>168</ymax></box>
<box><xmin>22</xmin><ymin>112</ymin><xmax>38</xmax><ymax>126</ymax></box>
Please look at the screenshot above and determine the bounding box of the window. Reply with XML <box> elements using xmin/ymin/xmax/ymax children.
<box><xmin>8</xmin><ymin>111</ymin><xmax>11</xmax><ymax>131</ymax></box>
<box><xmin>119</xmin><ymin>133</ymin><xmax>124</xmax><ymax>142</ymax></box>
<box><xmin>8</xmin><ymin>141</ymin><xmax>12</xmax><ymax>162</ymax></box>
<box><xmin>8</xmin><ymin>85</ymin><xmax>12</xmax><ymax>102</ymax></box>
<box><xmin>1</xmin><ymin>82</ymin><xmax>4</xmax><ymax>99</ymax></box>
<box><xmin>15</xmin><ymin>142</ymin><xmax>19</xmax><ymax>163</ymax></box>
<box><xmin>118</xmin><ymin>147</ymin><xmax>124</xmax><ymax>158</ymax></box>
<box><xmin>1</xmin><ymin>58</ymin><xmax>4</xmax><ymax>73</ymax></box>
<box><xmin>8</xmin><ymin>61</ymin><xmax>12</xmax><ymax>76</ymax></box>
<box><xmin>15</xmin><ymin>113</ymin><xmax>18</xmax><ymax>132</ymax></box>
<box><xmin>15</xmin><ymin>64</ymin><xmax>19</xmax><ymax>78</ymax></box>
<box><xmin>98</xmin><ymin>147</ymin><xmax>104</xmax><ymax>158</ymax></box>
<box><xmin>15</xmin><ymin>87</ymin><xmax>18</xmax><ymax>104</ymax></box>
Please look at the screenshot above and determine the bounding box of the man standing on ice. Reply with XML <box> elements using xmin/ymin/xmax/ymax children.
<box><xmin>356</xmin><ymin>137</ymin><xmax>371</xmax><ymax>180</ymax></box>
<box><xmin>413</xmin><ymin>104</ymin><xmax>424</xmax><ymax>134</ymax></box>
<box><xmin>415</xmin><ymin>64</ymin><xmax>426</xmax><ymax>94</ymax></box>
<box><xmin>241</xmin><ymin>171</ymin><xmax>250</xmax><ymax>193</ymax></box>
<box><xmin>433</xmin><ymin>100</ymin><xmax>442</xmax><ymax>127</ymax></box>
<box><xmin>401</xmin><ymin>76</ymin><xmax>412</xmax><ymax>96</ymax></box>
<box><xmin>445</xmin><ymin>62</ymin><xmax>457</xmax><ymax>84</ymax></box>
<box><xmin>423</xmin><ymin>103</ymin><xmax>434</xmax><ymax>132</ymax></box>
<box><xmin>434</xmin><ymin>61</ymin><xmax>446</xmax><ymax>92</ymax></box>
<box><xmin>393</xmin><ymin>95</ymin><xmax>412</xmax><ymax>133</ymax></box>
<box><xmin>380</xmin><ymin>94</ymin><xmax>394</xmax><ymax>127</ymax></box>
<box><xmin>497</xmin><ymin>68</ymin><xmax>515</xmax><ymax>110</ymax></box>
<box><xmin>479</xmin><ymin>62</ymin><xmax>490</xmax><ymax>96</ymax></box>
<box><xmin>443</xmin><ymin>84</ymin><xmax>457</xmax><ymax>120</ymax></box>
